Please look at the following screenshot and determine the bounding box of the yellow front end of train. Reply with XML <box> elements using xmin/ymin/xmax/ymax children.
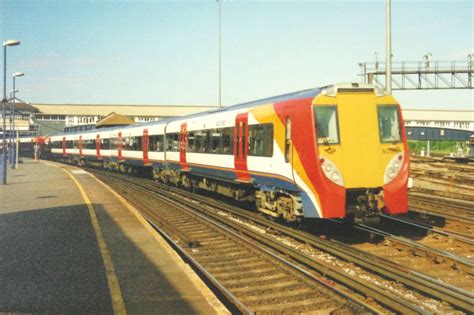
<box><xmin>313</xmin><ymin>84</ymin><xmax>410</xmax><ymax>223</ymax></box>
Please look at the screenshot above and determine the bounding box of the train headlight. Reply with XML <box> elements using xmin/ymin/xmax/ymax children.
<box><xmin>324</xmin><ymin>164</ymin><xmax>332</xmax><ymax>173</ymax></box>
<box><xmin>384</xmin><ymin>153</ymin><xmax>404</xmax><ymax>184</ymax></box>
<box><xmin>320</xmin><ymin>158</ymin><xmax>344</xmax><ymax>186</ymax></box>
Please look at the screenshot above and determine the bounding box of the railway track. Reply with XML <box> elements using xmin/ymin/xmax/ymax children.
<box><xmin>91</xmin><ymin>170</ymin><xmax>379</xmax><ymax>313</ymax></box>
<box><xmin>379</xmin><ymin>214</ymin><xmax>474</xmax><ymax>259</ymax></box>
<box><xmin>409</xmin><ymin>193</ymin><xmax>474</xmax><ymax>225</ymax></box>
<box><xmin>88</xmin><ymin>168</ymin><xmax>473</xmax><ymax>314</ymax></box>
<box><xmin>350</xmin><ymin>217</ymin><xmax>473</xmax><ymax>270</ymax></box>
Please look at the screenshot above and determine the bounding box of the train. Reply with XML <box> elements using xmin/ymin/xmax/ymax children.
<box><xmin>19</xmin><ymin>83</ymin><xmax>411</xmax><ymax>225</ymax></box>
<box><xmin>468</xmin><ymin>135</ymin><xmax>474</xmax><ymax>158</ymax></box>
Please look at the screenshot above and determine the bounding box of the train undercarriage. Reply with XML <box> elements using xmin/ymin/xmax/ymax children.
<box><xmin>346</xmin><ymin>189</ymin><xmax>385</xmax><ymax>225</ymax></box>
<box><xmin>152</xmin><ymin>166</ymin><xmax>305</xmax><ymax>222</ymax></box>
<box><xmin>61</xmin><ymin>156</ymin><xmax>385</xmax><ymax>225</ymax></box>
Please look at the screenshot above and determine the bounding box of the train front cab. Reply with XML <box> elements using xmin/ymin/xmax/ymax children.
<box><xmin>312</xmin><ymin>84</ymin><xmax>410</xmax><ymax>224</ymax></box>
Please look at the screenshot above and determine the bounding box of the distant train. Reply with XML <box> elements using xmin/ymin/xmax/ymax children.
<box><xmin>468</xmin><ymin>135</ymin><xmax>474</xmax><ymax>158</ymax></box>
<box><xmin>20</xmin><ymin>83</ymin><xmax>411</xmax><ymax>224</ymax></box>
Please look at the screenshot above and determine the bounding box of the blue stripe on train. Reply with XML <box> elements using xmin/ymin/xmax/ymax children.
<box><xmin>300</xmin><ymin>192</ymin><xmax>320</xmax><ymax>218</ymax></box>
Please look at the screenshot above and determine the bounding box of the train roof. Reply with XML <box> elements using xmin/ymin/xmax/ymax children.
<box><xmin>56</xmin><ymin>86</ymin><xmax>325</xmax><ymax>137</ymax></box>
<box><xmin>183</xmin><ymin>87</ymin><xmax>323</xmax><ymax>120</ymax></box>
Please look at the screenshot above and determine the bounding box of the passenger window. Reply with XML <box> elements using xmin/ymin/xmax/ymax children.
<box><xmin>248</xmin><ymin>124</ymin><xmax>273</xmax><ymax>157</ymax></box>
<box><xmin>157</xmin><ymin>135</ymin><xmax>164</xmax><ymax>152</ymax></box>
<box><xmin>314</xmin><ymin>106</ymin><xmax>340</xmax><ymax>145</ymax></box>
<box><xmin>187</xmin><ymin>131</ymin><xmax>195</xmax><ymax>152</ymax></box>
<box><xmin>211</xmin><ymin>129</ymin><xmax>222</xmax><ymax>153</ymax></box>
<box><xmin>148</xmin><ymin>135</ymin><xmax>157</xmax><ymax>151</ymax></box>
<box><xmin>166</xmin><ymin>133</ymin><xmax>179</xmax><ymax>151</ymax></box>
<box><xmin>101</xmin><ymin>139</ymin><xmax>110</xmax><ymax>150</ymax></box>
<box><xmin>378</xmin><ymin>105</ymin><xmax>401</xmax><ymax>143</ymax></box>
<box><xmin>222</xmin><ymin>127</ymin><xmax>234</xmax><ymax>155</ymax></box>
<box><xmin>203</xmin><ymin>130</ymin><xmax>211</xmax><ymax>153</ymax></box>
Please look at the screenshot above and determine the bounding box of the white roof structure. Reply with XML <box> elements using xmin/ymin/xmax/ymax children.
<box><xmin>402</xmin><ymin>109</ymin><xmax>474</xmax><ymax>122</ymax></box>
<box><xmin>31</xmin><ymin>103</ymin><xmax>217</xmax><ymax>117</ymax></box>
<box><xmin>402</xmin><ymin>109</ymin><xmax>474</xmax><ymax>131</ymax></box>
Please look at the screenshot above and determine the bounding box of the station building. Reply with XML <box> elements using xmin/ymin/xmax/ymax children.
<box><xmin>403</xmin><ymin>109</ymin><xmax>474</xmax><ymax>141</ymax></box>
<box><xmin>1</xmin><ymin>102</ymin><xmax>216</xmax><ymax>137</ymax></box>
<box><xmin>403</xmin><ymin>109</ymin><xmax>473</xmax><ymax>132</ymax></box>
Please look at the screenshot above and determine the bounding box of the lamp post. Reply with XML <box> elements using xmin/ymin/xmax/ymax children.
<box><xmin>9</xmin><ymin>89</ymin><xmax>19</xmax><ymax>99</ymax></box>
<box><xmin>2</xmin><ymin>39</ymin><xmax>20</xmax><ymax>185</ymax></box>
<box><xmin>11</xmin><ymin>72</ymin><xmax>24</xmax><ymax>168</ymax></box>
<box><xmin>218</xmin><ymin>0</ymin><xmax>222</xmax><ymax>108</ymax></box>
<box><xmin>386</xmin><ymin>0</ymin><xmax>392</xmax><ymax>95</ymax></box>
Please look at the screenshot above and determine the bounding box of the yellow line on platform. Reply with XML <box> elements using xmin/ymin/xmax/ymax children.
<box><xmin>60</xmin><ymin>167</ymin><xmax>127</xmax><ymax>315</ymax></box>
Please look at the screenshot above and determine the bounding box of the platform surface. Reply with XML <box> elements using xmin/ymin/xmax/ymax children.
<box><xmin>0</xmin><ymin>159</ymin><xmax>227</xmax><ymax>314</ymax></box>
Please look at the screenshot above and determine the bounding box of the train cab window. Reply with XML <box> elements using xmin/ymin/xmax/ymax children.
<box><xmin>248</xmin><ymin>124</ymin><xmax>273</xmax><ymax>157</ymax></box>
<box><xmin>314</xmin><ymin>106</ymin><xmax>340</xmax><ymax>145</ymax></box>
<box><xmin>377</xmin><ymin>105</ymin><xmax>401</xmax><ymax>143</ymax></box>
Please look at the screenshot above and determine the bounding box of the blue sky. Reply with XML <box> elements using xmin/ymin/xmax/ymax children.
<box><xmin>1</xmin><ymin>0</ymin><xmax>473</xmax><ymax>110</ymax></box>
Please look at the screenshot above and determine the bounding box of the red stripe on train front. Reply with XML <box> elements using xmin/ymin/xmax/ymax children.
<box><xmin>273</xmin><ymin>99</ymin><xmax>345</xmax><ymax>218</ymax></box>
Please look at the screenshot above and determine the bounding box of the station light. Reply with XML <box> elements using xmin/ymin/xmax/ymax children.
<box><xmin>2</xmin><ymin>39</ymin><xmax>21</xmax><ymax>184</ymax></box>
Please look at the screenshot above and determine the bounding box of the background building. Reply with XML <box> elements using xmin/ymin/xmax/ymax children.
<box><xmin>2</xmin><ymin>101</ymin><xmax>473</xmax><ymax>140</ymax></box>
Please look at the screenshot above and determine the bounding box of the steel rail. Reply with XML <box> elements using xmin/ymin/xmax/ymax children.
<box><xmin>409</xmin><ymin>195</ymin><xmax>474</xmax><ymax>225</ymax></box>
<box><xmin>355</xmin><ymin>218</ymin><xmax>474</xmax><ymax>268</ymax></box>
<box><xmin>380</xmin><ymin>213</ymin><xmax>474</xmax><ymax>246</ymax></box>
<box><xmin>410</xmin><ymin>193</ymin><xmax>474</xmax><ymax>212</ymax></box>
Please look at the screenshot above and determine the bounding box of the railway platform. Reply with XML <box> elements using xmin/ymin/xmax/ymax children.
<box><xmin>0</xmin><ymin>158</ymin><xmax>227</xmax><ymax>314</ymax></box>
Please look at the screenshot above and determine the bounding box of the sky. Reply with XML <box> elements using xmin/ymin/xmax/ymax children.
<box><xmin>0</xmin><ymin>0</ymin><xmax>473</xmax><ymax>110</ymax></box>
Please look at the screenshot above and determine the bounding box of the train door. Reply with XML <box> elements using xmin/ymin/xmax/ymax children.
<box><xmin>277</xmin><ymin>103</ymin><xmax>296</xmax><ymax>184</ymax></box>
<box><xmin>117</xmin><ymin>132</ymin><xmax>122</xmax><ymax>161</ymax></box>
<box><xmin>142</xmin><ymin>128</ymin><xmax>149</xmax><ymax>165</ymax></box>
<box><xmin>179</xmin><ymin>123</ymin><xmax>189</xmax><ymax>171</ymax></box>
<box><xmin>79</xmin><ymin>136</ymin><xmax>83</xmax><ymax>159</ymax></box>
<box><xmin>62</xmin><ymin>136</ymin><xmax>66</xmax><ymax>157</ymax></box>
<box><xmin>96</xmin><ymin>134</ymin><xmax>101</xmax><ymax>160</ymax></box>
<box><xmin>234</xmin><ymin>113</ymin><xmax>251</xmax><ymax>182</ymax></box>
